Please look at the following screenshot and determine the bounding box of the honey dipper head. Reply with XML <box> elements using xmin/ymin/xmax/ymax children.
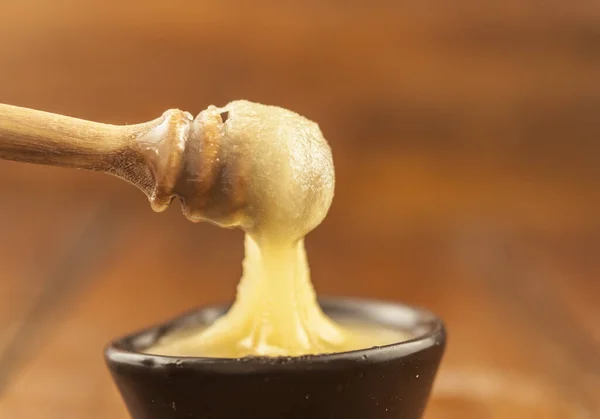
<box><xmin>176</xmin><ymin>100</ymin><xmax>335</xmax><ymax>239</ymax></box>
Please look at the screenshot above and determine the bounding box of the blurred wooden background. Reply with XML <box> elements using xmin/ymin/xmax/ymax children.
<box><xmin>0</xmin><ymin>1</ymin><xmax>599</xmax><ymax>418</ymax></box>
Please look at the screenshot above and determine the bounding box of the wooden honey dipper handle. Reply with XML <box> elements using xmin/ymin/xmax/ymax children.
<box><xmin>0</xmin><ymin>103</ymin><xmax>226</xmax><ymax>220</ymax></box>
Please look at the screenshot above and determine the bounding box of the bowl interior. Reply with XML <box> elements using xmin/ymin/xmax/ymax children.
<box><xmin>109</xmin><ymin>297</ymin><xmax>444</xmax><ymax>364</ymax></box>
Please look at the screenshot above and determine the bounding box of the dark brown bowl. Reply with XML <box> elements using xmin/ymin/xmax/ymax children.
<box><xmin>105</xmin><ymin>298</ymin><xmax>446</xmax><ymax>419</ymax></box>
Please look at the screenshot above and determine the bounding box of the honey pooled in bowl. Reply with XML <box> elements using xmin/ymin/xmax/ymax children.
<box><xmin>146</xmin><ymin>100</ymin><xmax>405</xmax><ymax>358</ymax></box>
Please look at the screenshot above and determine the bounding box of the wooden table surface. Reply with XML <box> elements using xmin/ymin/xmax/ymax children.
<box><xmin>0</xmin><ymin>1</ymin><xmax>599</xmax><ymax>418</ymax></box>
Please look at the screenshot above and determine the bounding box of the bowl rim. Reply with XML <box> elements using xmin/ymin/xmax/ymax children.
<box><xmin>105</xmin><ymin>297</ymin><xmax>446</xmax><ymax>374</ymax></box>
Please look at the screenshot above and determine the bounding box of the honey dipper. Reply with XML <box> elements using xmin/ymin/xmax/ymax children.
<box><xmin>0</xmin><ymin>103</ymin><xmax>241</xmax><ymax>225</ymax></box>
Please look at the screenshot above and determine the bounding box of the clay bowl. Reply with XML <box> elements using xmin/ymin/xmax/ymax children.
<box><xmin>105</xmin><ymin>298</ymin><xmax>446</xmax><ymax>419</ymax></box>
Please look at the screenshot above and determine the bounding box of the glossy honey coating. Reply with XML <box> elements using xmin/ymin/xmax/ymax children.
<box><xmin>148</xmin><ymin>101</ymin><xmax>402</xmax><ymax>357</ymax></box>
